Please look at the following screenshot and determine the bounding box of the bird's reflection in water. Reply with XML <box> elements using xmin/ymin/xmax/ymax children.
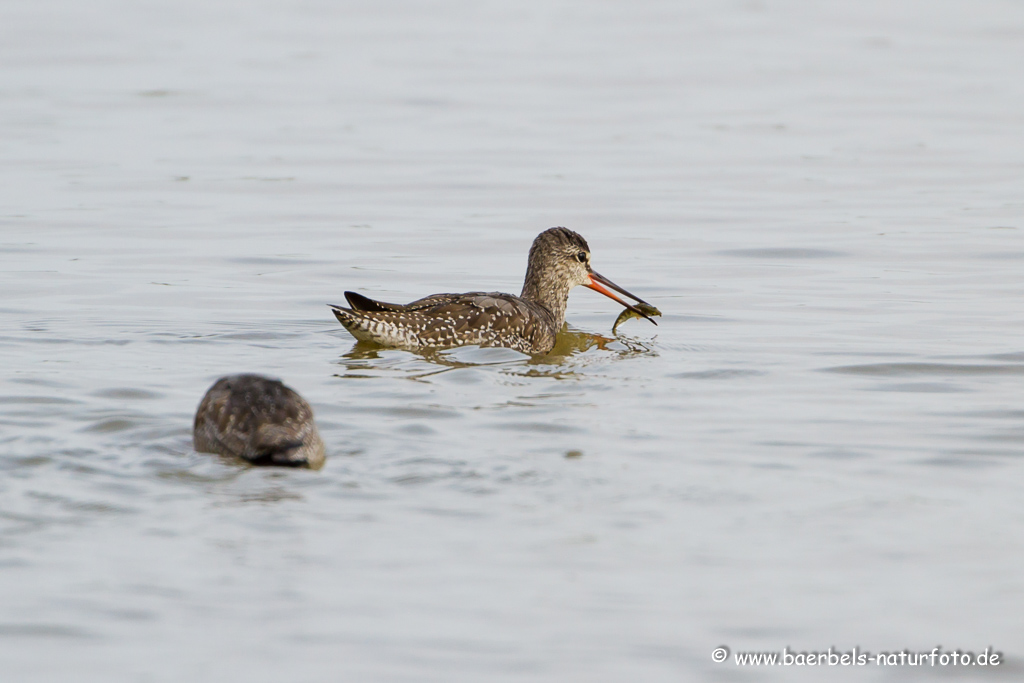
<box><xmin>212</xmin><ymin>485</ymin><xmax>304</xmax><ymax>506</ymax></box>
<box><xmin>334</xmin><ymin>325</ymin><xmax>655</xmax><ymax>381</ymax></box>
<box><xmin>340</xmin><ymin>341</ymin><xmax>389</xmax><ymax>362</ymax></box>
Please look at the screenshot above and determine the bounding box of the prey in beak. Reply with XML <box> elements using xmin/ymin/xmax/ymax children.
<box><xmin>584</xmin><ymin>270</ymin><xmax>658</xmax><ymax>326</ymax></box>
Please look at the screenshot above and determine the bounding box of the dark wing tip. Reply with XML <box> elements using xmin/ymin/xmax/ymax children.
<box><xmin>344</xmin><ymin>291</ymin><xmax>402</xmax><ymax>312</ymax></box>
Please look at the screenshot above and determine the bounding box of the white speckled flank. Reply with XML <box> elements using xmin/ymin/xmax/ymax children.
<box><xmin>332</xmin><ymin>293</ymin><xmax>542</xmax><ymax>353</ymax></box>
<box><xmin>330</xmin><ymin>228</ymin><xmax>653</xmax><ymax>355</ymax></box>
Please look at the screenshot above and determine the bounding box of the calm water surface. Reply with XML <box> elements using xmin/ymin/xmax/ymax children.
<box><xmin>2</xmin><ymin>1</ymin><xmax>1023</xmax><ymax>681</ymax></box>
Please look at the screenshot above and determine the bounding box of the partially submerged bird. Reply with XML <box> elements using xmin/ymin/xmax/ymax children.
<box><xmin>193</xmin><ymin>374</ymin><xmax>326</xmax><ymax>469</ymax></box>
<box><xmin>329</xmin><ymin>227</ymin><xmax>656</xmax><ymax>355</ymax></box>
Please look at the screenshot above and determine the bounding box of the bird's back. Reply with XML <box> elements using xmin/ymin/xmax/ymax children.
<box><xmin>330</xmin><ymin>290</ymin><xmax>557</xmax><ymax>354</ymax></box>
<box><xmin>194</xmin><ymin>374</ymin><xmax>326</xmax><ymax>468</ymax></box>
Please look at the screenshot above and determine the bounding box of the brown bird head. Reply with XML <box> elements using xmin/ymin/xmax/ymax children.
<box><xmin>521</xmin><ymin>227</ymin><xmax>656</xmax><ymax>327</ymax></box>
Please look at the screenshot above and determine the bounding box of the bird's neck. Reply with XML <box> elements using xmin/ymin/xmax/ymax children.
<box><xmin>521</xmin><ymin>268</ymin><xmax>572</xmax><ymax>330</ymax></box>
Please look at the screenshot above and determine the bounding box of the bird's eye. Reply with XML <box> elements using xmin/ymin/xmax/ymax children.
<box><xmin>575</xmin><ymin>252</ymin><xmax>587</xmax><ymax>263</ymax></box>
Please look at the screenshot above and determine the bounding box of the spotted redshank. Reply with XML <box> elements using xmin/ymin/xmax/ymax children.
<box><xmin>329</xmin><ymin>227</ymin><xmax>655</xmax><ymax>355</ymax></box>
<box><xmin>194</xmin><ymin>374</ymin><xmax>326</xmax><ymax>468</ymax></box>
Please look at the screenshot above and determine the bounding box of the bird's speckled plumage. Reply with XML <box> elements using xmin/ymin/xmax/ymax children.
<box><xmin>193</xmin><ymin>374</ymin><xmax>326</xmax><ymax>468</ymax></box>
<box><xmin>330</xmin><ymin>227</ymin><xmax>653</xmax><ymax>355</ymax></box>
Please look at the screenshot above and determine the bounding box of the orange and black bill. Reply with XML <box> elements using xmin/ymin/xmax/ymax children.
<box><xmin>585</xmin><ymin>270</ymin><xmax>657</xmax><ymax>325</ymax></box>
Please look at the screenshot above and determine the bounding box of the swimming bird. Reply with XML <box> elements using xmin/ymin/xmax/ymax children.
<box><xmin>193</xmin><ymin>374</ymin><xmax>326</xmax><ymax>469</ymax></box>
<box><xmin>329</xmin><ymin>227</ymin><xmax>655</xmax><ymax>355</ymax></box>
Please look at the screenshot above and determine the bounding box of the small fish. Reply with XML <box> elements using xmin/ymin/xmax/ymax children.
<box><xmin>612</xmin><ymin>302</ymin><xmax>662</xmax><ymax>333</ymax></box>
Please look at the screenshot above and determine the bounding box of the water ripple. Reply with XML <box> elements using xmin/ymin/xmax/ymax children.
<box><xmin>821</xmin><ymin>362</ymin><xmax>1024</xmax><ymax>377</ymax></box>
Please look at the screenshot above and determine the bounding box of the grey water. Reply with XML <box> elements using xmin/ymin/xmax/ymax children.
<box><xmin>2</xmin><ymin>0</ymin><xmax>1023</xmax><ymax>681</ymax></box>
